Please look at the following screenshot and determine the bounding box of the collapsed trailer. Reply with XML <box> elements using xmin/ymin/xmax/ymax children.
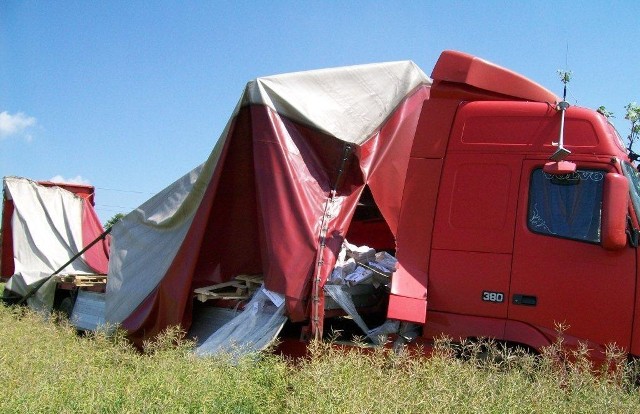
<box><xmin>105</xmin><ymin>59</ymin><xmax>431</xmax><ymax>349</ymax></box>
<box><xmin>1</xmin><ymin>177</ymin><xmax>110</xmax><ymax>318</ymax></box>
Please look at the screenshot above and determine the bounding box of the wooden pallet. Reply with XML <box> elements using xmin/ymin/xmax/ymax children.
<box><xmin>55</xmin><ymin>274</ymin><xmax>107</xmax><ymax>287</ymax></box>
<box><xmin>194</xmin><ymin>274</ymin><xmax>263</xmax><ymax>302</ymax></box>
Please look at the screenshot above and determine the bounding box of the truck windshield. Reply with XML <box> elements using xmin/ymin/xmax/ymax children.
<box><xmin>622</xmin><ymin>162</ymin><xmax>640</xmax><ymax>220</ymax></box>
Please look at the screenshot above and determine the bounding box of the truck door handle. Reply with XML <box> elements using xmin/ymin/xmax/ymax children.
<box><xmin>512</xmin><ymin>294</ymin><xmax>537</xmax><ymax>306</ymax></box>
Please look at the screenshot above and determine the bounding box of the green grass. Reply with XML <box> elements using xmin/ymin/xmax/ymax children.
<box><xmin>0</xmin><ymin>304</ymin><xmax>639</xmax><ymax>413</ymax></box>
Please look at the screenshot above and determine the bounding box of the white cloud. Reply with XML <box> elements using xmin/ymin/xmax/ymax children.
<box><xmin>0</xmin><ymin>111</ymin><xmax>37</xmax><ymax>140</ymax></box>
<box><xmin>49</xmin><ymin>175</ymin><xmax>91</xmax><ymax>185</ymax></box>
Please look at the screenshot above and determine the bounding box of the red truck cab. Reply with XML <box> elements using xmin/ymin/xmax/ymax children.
<box><xmin>387</xmin><ymin>51</ymin><xmax>640</xmax><ymax>358</ymax></box>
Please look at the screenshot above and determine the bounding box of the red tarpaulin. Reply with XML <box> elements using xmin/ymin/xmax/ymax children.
<box><xmin>105</xmin><ymin>61</ymin><xmax>431</xmax><ymax>343</ymax></box>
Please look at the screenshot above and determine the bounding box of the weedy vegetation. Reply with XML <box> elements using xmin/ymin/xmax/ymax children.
<box><xmin>0</xmin><ymin>303</ymin><xmax>640</xmax><ymax>413</ymax></box>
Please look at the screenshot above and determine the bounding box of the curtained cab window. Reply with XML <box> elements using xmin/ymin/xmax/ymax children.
<box><xmin>527</xmin><ymin>168</ymin><xmax>604</xmax><ymax>243</ymax></box>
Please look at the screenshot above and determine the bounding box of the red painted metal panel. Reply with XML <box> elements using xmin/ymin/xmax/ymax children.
<box><xmin>503</xmin><ymin>320</ymin><xmax>552</xmax><ymax>351</ymax></box>
<box><xmin>392</xmin><ymin>158</ymin><xmax>443</xmax><ymax>301</ymax></box>
<box><xmin>432</xmin><ymin>50</ymin><xmax>558</xmax><ymax>103</ymax></box>
<box><xmin>423</xmin><ymin>311</ymin><xmax>506</xmax><ymax>342</ymax></box>
<box><xmin>428</xmin><ymin>250</ymin><xmax>511</xmax><ymax>319</ymax></box>
<box><xmin>410</xmin><ymin>99</ymin><xmax>459</xmax><ymax>159</ymax></box>
<box><xmin>450</xmin><ymin>101</ymin><xmax>556</xmax><ymax>150</ymax></box>
<box><xmin>387</xmin><ymin>294</ymin><xmax>426</xmax><ymax>323</ymax></box>
<box><xmin>431</xmin><ymin>153</ymin><xmax>522</xmax><ymax>254</ymax></box>
<box><xmin>447</xmin><ymin>101</ymin><xmax>625</xmax><ymax>158</ymax></box>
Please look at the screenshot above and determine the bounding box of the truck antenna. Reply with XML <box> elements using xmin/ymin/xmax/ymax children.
<box><xmin>551</xmin><ymin>61</ymin><xmax>572</xmax><ymax>161</ymax></box>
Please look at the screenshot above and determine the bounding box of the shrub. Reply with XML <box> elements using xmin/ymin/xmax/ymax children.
<box><xmin>0</xmin><ymin>303</ymin><xmax>639</xmax><ymax>413</ymax></box>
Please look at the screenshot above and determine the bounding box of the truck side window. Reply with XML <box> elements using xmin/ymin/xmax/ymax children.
<box><xmin>622</xmin><ymin>162</ymin><xmax>640</xmax><ymax>221</ymax></box>
<box><xmin>527</xmin><ymin>169</ymin><xmax>604</xmax><ymax>243</ymax></box>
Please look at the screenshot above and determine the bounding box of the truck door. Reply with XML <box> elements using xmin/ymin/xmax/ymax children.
<box><xmin>509</xmin><ymin>161</ymin><xmax>635</xmax><ymax>351</ymax></box>
<box><xmin>427</xmin><ymin>153</ymin><xmax>522</xmax><ymax>339</ymax></box>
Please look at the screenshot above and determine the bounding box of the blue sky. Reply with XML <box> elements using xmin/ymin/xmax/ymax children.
<box><xmin>2</xmin><ymin>1</ymin><xmax>640</xmax><ymax>223</ymax></box>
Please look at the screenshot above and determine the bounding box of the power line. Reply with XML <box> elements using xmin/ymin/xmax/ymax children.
<box><xmin>96</xmin><ymin>203</ymin><xmax>137</xmax><ymax>209</ymax></box>
<box><xmin>95</xmin><ymin>207</ymin><xmax>127</xmax><ymax>213</ymax></box>
<box><xmin>95</xmin><ymin>186</ymin><xmax>155</xmax><ymax>195</ymax></box>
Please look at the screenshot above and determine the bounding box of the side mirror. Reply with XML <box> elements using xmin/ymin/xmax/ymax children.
<box><xmin>602</xmin><ymin>173</ymin><xmax>629</xmax><ymax>250</ymax></box>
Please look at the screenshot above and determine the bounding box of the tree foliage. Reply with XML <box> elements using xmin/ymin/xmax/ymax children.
<box><xmin>597</xmin><ymin>105</ymin><xmax>614</xmax><ymax>119</ymax></box>
<box><xmin>596</xmin><ymin>102</ymin><xmax>640</xmax><ymax>155</ymax></box>
<box><xmin>625</xmin><ymin>102</ymin><xmax>640</xmax><ymax>152</ymax></box>
<box><xmin>104</xmin><ymin>213</ymin><xmax>125</xmax><ymax>230</ymax></box>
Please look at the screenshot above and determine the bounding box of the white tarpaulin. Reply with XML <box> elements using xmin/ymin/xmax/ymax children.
<box><xmin>105</xmin><ymin>156</ymin><xmax>220</xmax><ymax>325</ymax></box>
<box><xmin>3</xmin><ymin>177</ymin><xmax>102</xmax><ymax>310</ymax></box>
<box><xmin>244</xmin><ymin>61</ymin><xmax>429</xmax><ymax>145</ymax></box>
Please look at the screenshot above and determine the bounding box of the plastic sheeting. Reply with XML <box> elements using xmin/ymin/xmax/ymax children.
<box><xmin>323</xmin><ymin>284</ymin><xmax>370</xmax><ymax>335</ymax></box>
<box><xmin>194</xmin><ymin>286</ymin><xmax>287</xmax><ymax>358</ymax></box>
<box><xmin>325</xmin><ymin>241</ymin><xmax>401</xmax><ymax>345</ymax></box>
<box><xmin>2</xmin><ymin>177</ymin><xmax>109</xmax><ymax>310</ymax></box>
<box><xmin>70</xmin><ymin>291</ymin><xmax>107</xmax><ymax>331</ymax></box>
